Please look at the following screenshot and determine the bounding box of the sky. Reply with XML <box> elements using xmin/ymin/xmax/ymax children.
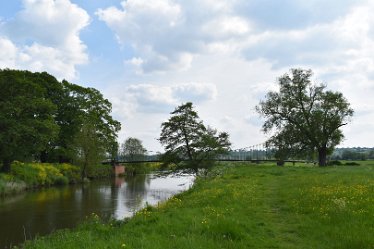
<box><xmin>1</xmin><ymin>0</ymin><xmax>374</xmax><ymax>152</ymax></box>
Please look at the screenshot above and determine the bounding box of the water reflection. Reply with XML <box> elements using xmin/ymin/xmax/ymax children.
<box><xmin>0</xmin><ymin>173</ymin><xmax>194</xmax><ymax>249</ymax></box>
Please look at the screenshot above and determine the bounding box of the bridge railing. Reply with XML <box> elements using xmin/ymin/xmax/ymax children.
<box><xmin>106</xmin><ymin>148</ymin><xmax>278</xmax><ymax>163</ymax></box>
<box><xmin>103</xmin><ymin>144</ymin><xmax>312</xmax><ymax>164</ymax></box>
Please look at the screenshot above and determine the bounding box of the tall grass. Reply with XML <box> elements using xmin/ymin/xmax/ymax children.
<box><xmin>20</xmin><ymin>162</ymin><xmax>374</xmax><ymax>249</ymax></box>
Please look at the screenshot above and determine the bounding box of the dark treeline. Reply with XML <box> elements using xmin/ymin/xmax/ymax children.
<box><xmin>225</xmin><ymin>148</ymin><xmax>374</xmax><ymax>162</ymax></box>
<box><xmin>0</xmin><ymin>69</ymin><xmax>120</xmax><ymax>177</ymax></box>
<box><xmin>331</xmin><ymin>148</ymin><xmax>374</xmax><ymax>160</ymax></box>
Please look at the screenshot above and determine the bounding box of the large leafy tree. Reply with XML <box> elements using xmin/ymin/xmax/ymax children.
<box><xmin>160</xmin><ymin>102</ymin><xmax>231</xmax><ymax>172</ymax></box>
<box><xmin>121</xmin><ymin>137</ymin><xmax>147</xmax><ymax>161</ymax></box>
<box><xmin>24</xmin><ymin>72</ymin><xmax>77</xmax><ymax>163</ymax></box>
<box><xmin>0</xmin><ymin>69</ymin><xmax>121</xmax><ymax>176</ymax></box>
<box><xmin>0</xmin><ymin>69</ymin><xmax>59</xmax><ymax>172</ymax></box>
<box><xmin>72</xmin><ymin>86</ymin><xmax>121</xmax><ymax>177</ymax></box>
<box><xmin>256</xmin><ymin>69</ymin><xmax>354</xmax><ymax>166</ymax></box>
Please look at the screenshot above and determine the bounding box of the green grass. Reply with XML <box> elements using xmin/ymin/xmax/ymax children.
<box><xmin>21</xmin><ymin>162</ymin><xmax>374</xmax><ymax>249</ymax></box>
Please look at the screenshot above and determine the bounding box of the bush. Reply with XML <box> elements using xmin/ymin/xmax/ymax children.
<box><xmin>87</xmin><ymin>164</ymin><xmax>112</xmax><ymax>178</ymax></box>
<box><xmin>10</xmin><ymin>162</ymin><xmax>80</xmax><ymax>186</ymax></box>
<box><xmin>124</xmin><ymin>163</ymin><xmax>151</xmax><ymax>176</ymax></box>
<box><xmin>54</xmin><ymin>175</ymin><xmax>69</xmax><ymax>185</ymax></box>
<box><xmin>0</xmin><ymin>178</ymin><xmax>4</xmax><ymax>194</ymax></box>
<box><xmin>11</xmin><ymin>161</ymin><xmax>40</xmax><ymax>186</ymax></box>
<box><xmin>327</xmin><ymin>160</ymin><xmax>343</xmax><ymax>166</ymax></box>
<box><xmin>54</xmin><ymin>163</ymin><xmax>81</xmax><ymax>183</ymax></box>
<box><xmin>345</xmin><ymin>162</ymin><xmax>360</xmax><ymax>166</ymax></box>
<box><xmin>0</xmin><ymin>173</ymin><xmax>27</xmax><ymax>196</ymax></box>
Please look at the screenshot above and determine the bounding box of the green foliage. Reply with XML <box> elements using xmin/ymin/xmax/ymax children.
<box><xmin>124</xmin><ymin>163</ymin><xmax>152</xmax><ymax>176</ymax></box>
<box><xmin>0</xmin><ymin>69</ymin><xmax>120</xmax><ymax>179</ymax></box>
<box><xmin>10</xmin><ymin>162</ymin><xmax>79</xmax><ymax>187</ymax></box>
<box><xmin>327</xmin><ymin>160</ymin><xmax>343</xmax><ymax>166</ymax></box>
<box><xmin>341</xmin><ymin>150</ymin><xmax>367</xmax><ymax>160</ymax></box>
<box><xmin>54</xmin><ymin>163</ymin><xmax>81</xmax><ymax>183</ymax></box>
<box><xmin>256</xmin><ymin>69</ymin><xmax>354</xmax><ymax>166</ymax></box>
<box><xmin>86</xmin><ymin>164</ymin><xmax>113</xmax><ymax>178</ymax></box>
<box><xmin>121</xmin><ymin>137</ymin><xmax>147</xmax><ymax>161</ymax></box>
<box><xmin>160</xmin><ymin>102</ymin><xmax>231</xmax><ymax>172</ymax></box>
<box><xmin>22</xmin><ymin>163</ymin><xmax>374</xmax><ymax>249</ymax></box>
<box><xmin>70</xmin><ymin>86</ymin><xmax>121</xmax><ymax>178</ymax></box>
<box><xmin>345</xmin><ymin>161</ymin><xmax>361</xmax><ymax>166</ymax></box>
<box><xmin>0</xmin><ymin>69</ymin><xmax>59</xmax><ymax>172</ymax></box>
<box><xmin>0</xmin><ymin>177</ymin><xmax>4</xmax><ymax>194</ymax></box>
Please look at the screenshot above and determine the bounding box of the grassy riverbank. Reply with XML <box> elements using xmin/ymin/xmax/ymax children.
<box><xmin>0</xmin><ymin>162</ymin><xmax>81</xmax><ymax>196</ymax></box>
<box><xmin>21</xmin><ymin>162</ymin><xmax>374</xmax><ymax>249</ymax></box>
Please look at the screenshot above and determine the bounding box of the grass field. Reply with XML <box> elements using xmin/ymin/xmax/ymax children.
<box><xmin>21</xmin><ymin>162</ymin><xmax>374</xmax><ymax>249</ymax></box>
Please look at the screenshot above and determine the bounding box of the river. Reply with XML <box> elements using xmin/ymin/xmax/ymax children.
<box><xmin>0</xmin><ymin>173</ymin><xmax>194</xmax><ymax>249</ymax></box>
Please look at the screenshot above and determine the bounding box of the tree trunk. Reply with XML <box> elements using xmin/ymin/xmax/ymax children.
<box><xmin>182</xmin><ymin>127</ymin><xmax>193</xmax><ymax>161</ymax></box>
<box><xmin>40</xmin><ymin>150</ymin><xmax>48</xmax><ymax>163</ymax></box>
<box><xmin>81</xmin><ymin>161</ymin><xmax>88</xmax><ymax>180</ymax></box>
<box><xmin>1</xmin><ymin>158</ymin><xmax>12</xmax><ymax>173</ymax></box>
<box><xmin>318</xmin><ymin>147</ymin><xmax>327</xmax><ymax>166</ymax></box>
<box><xmin>276</xmin><ymin>160</ymin><xmax>285</xmax><ymax>166</ymax></box>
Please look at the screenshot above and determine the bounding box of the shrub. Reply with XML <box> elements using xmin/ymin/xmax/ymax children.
<box><xmin>11</xmin><ymin>161</ymin><xmax>40</xmax><ymax>186</ymax></box>
<box><xmin>345</xmin><ymin>161</ymin><xmax>360</xmax><ymax>166</ymax></box>
<box><xmin>87</xmin><ymin>164</ymin><xmax>112</xmax><ymax>178</ymax></box>
<box><xmin>0</xmin><ymin>178</ymin><xmax>4</xmax><ymax>195</ymax></box>
<box><xmin>54</xmin><ymin>163</ymin><xmax>81</xmax><ymax>183</ymax></box>
<box><xmin>11</xmin><ymin>162</ymin><xmax>80</xmax><ymax>186</ymax></box>
<box><xmin>327</xmin><ymin>160</ymin><xmax>343</xmax><ymax>166</ymax></box>
<box><xmin>124</xmin><ymin>163</ymin><xmax>151</xmax><ymax>176</ymax></box>
<box><xmin>54</xmin><ymin>175</ymin><xmax>69</xmax><ymax>185</ymax></box>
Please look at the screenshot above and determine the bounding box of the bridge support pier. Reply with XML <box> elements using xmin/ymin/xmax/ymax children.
<box><xmin>113</xmin><ymin>164</ymin><xmax>125</xmax><ymax>176</ymax></box>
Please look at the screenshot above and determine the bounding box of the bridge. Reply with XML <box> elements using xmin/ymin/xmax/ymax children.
<box><xmin>104</xmin><ymin>143</ymin><xmax>306</xmax><ymax>165</ymax></box>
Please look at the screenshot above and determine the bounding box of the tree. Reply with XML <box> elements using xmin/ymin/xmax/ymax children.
<box><xmin>74</xmin><ymin>122</ymin><xmax>104</xmax><ymax>179</ymax></box>
<box><xmin>72</xmin><ymin>87</ymin><xmax>121</xmax><ymax>178</ymax></box>
<box><xmin>256</xmin><ymin>69</ymin><xmax>353</xmax><ymax>166</ymax></box>
<box><xmin>121</xmin><ymin>137</ymin><xmax>147</xmax><ymax>161</ymax></box>
<box><xmin>0</xmin><ymin>69</ymin><xmax>121</xmax><ymax>175</ymax></box>
<box><xmin>159</xmin><ymin>102</ymin><xmax>231</xmax><ymax>172</ymax></box>
<box><xmin>0</xmin><ymin>69</ymin><xmax>59</xmax><ymax>172</ymax></box>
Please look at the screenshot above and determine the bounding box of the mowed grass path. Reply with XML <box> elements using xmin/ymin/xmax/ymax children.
<box><xmin>23</xmin><ymin>163</ymin><xmax>374</xmax><ymax>249</ymax></box>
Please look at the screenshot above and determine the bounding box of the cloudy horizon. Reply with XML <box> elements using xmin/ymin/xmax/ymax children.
<box><xmin>1</xmin><ymin>0</ymin><xmax>374</xmax><ymax>152</ymax></box>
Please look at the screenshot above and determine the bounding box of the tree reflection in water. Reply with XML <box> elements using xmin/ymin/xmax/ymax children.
<box><xmin>0</xmin><ymin>173</ymin><xmax>194</xmax><ymax>249</ymax></box>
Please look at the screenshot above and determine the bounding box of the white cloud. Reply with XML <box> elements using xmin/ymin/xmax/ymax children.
<box><xmin>202</xmin><ymin>16</ymin><xmax>251</xmax><ymax>38</ymax></box>
<box><xmin>234</xmin><ymin>0</ymin><xmax>360</xmax><ymax>31</ymax></box>
<box><xmin>113</xmin><ymin>82</ymin><xmax>218</xmax><ymax>115</ymax></box>
<box><xmin>96</xmin><ymin>0</ymin><xmax>185</xmax><ymax>73</ymax></box>
<box><xmin>0</xmin><ymin>0</ymin><xmax>89</xmax><ymax>80</ymax></box>
<box><xmin>95</xmin><ymin>0</ymin><xmax>374</xmax><ymax>150</ymax></box>
<box><xmin>2</xmin><ymin>0</ymin><xmax>372</xmax><ymax>150</ymax></box>
<box><xmin>97</xmin><ymin>0</ymin><xmax>250</xmax><ymax>73</ymax></box>
<box><xmin>0</xmin><ymin>37</ymin><xmax>18</xmax><ymax>68</ymax></box>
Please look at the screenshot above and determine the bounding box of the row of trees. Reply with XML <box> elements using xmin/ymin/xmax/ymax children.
<box><xmin>122</xmin><ymin>69</ymin><xmax>354</xmax><ymax>170</ymax></box>
<box><xmin>119</xmin><ymin>103</ymin><xmax>232</xmax><ymax>173</ymax></box>
<box><xmin>1</xmin><ymin>67</ymin><xmax>355</xmax><ymax>176</ymax></box>
<box><xmin>157</xmin><ymin>69</ymin><xmax>353</xmax><ymax>168</ymax></box>
<box><xmin>0</xmin><ymin>69</ymin><xmax>120</xmax><ymax>177</ymax></box>
<box><xmin>331</xmin><ymin>148</ymin><xmax>374</xmax><ymax>161</ymax></box>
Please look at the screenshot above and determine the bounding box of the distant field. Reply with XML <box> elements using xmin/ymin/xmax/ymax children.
<box><xmin>23</xmin><ymin>162</ymin><xmax>374</xmax><ymax>249</ymax></box>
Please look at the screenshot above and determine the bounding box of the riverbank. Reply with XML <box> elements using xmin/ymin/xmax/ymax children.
<box><xmin>0</xmin><ymin>162</ymin><xmax>81</xmax><ymax>196</ymax></box>
<box><xmin>19</xmin><ymin>162</ymin><xmax>374</xmax><ymax>249</ymax></box>
<box><xmin>0</xmin><ymin>161</ymin><xmax>165</xmax><ymax>197</ymax></box>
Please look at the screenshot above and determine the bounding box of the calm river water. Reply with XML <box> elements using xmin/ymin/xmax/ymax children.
<box><xmin>0</xmin><ymin>173</ymin><xmax>194</xmax><ymax>248</ymax></box>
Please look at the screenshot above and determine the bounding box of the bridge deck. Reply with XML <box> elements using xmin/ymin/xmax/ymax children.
<box><xmin>103</xmin><ymin>159</ymin><xmax>306</xmax><ymax>164</ymax></box>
